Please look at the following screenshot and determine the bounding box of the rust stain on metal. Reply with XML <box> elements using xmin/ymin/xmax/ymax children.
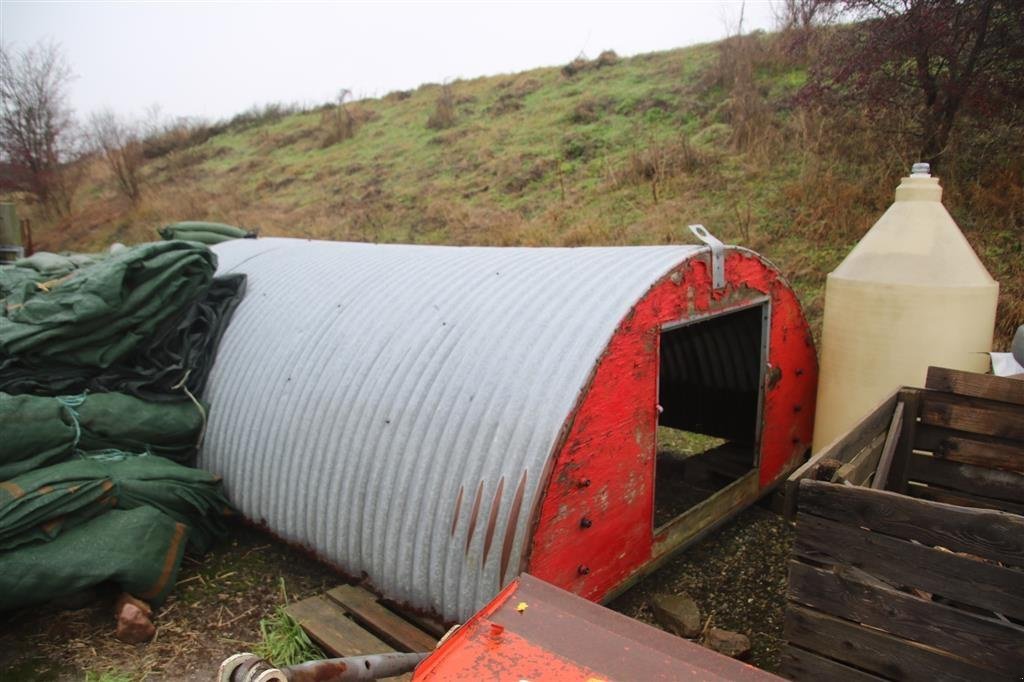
<box><xmin>499</xmin><ymin>470</ymin><xmax>528</xmax><ymax>586</ymax></box>
<box><xmin>481</xmin><ymin>476</ymin><xmax>505</xmax><ymax>565</ymax></box>
<box><xmin>450</xmin><ymin>485</ymin><xmax>464</xmax><ymax>537</ymax></box>
<box><xmin>464</xmin><ymin>481</ymin><xmax>484</xmax><ymax>554</ymax></box>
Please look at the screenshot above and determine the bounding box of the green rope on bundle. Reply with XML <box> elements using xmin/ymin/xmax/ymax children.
<box><xmin>55</xmin><ymin>393</ymin><xmax>88</xmax><ymax>452</ymax></box>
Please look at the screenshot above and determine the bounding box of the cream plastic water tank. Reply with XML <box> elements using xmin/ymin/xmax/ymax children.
<box><xmin>812</xmin><ymin>164</ymin><xmax>998</xmax><ymax>451</ymax></box>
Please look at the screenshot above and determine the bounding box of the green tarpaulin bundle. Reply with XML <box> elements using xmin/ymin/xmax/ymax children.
<box><xmin>0</xmin><ymin>506</ymin><xmax>188</xmax><ymax>610</ymax></box>
<box><xmin>0</xmin><ymin>454</ymin><xmax>232</xmax><ymax>610</ymax></box>
<box><xmin>159</xmin><ymin>221</ymin><xmax>256</xmax><ymax>245</ymax></box>
<box><xmin>0</xmin><ymin>242</ymin><xmax>245</xmax><ymax>400</ymax></box>
<box><xmin>0</xmin><ymin>240</ymin><xmax>215</xmax><ymax>366</ymax></box>
<box><xmin>0</xmin><ymin>391</ymin><xmax>206</xmax><ymax>480</ymax></box>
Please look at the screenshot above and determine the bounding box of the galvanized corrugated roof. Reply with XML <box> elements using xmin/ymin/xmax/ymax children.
<box><xmin>201</xmin><ymin>237</ymin><xmax>703</xmax><ymax>620</ymax></box>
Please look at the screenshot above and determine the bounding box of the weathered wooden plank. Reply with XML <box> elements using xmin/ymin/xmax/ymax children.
<box><xmin>906</xmin><ymin>483</ymin><xmax>1024</xmax><ymax>517</ymax></box>
<box><xmin>785</xmin><ymin>390</ymin><xmax>899</xmax><ymax>518</ymax></box>
<box><xmin>908</xmin><ymin>454</ymin><xmax>1024</xmax><ymax>503</ymax></box>
<box><xmin>919</xmin><ymin>392</ymin><xmax>1024</xmax><ymax>441</ymax></box>
<box><xmin>784</xmin><ymin>604</ymin><xmax>1003</xmax><ymax>682</ymax></box>
<box><xmin>796</xmin><ymin>480</ymin><xmax>1024</xmax><ymax>568</ymax></box>
<box><xmin>781</xmin><ymin>645</ymin><xmax>886</xmax><ymax>682</ymax></box>
<box><xmin>915</xmin><ymin>425</ymin><xmax>1024</xmax><ymax>473</ymax></box>
<box><xmin>327</xmin><ymin>585</ymin><xmax>438</xmax><ymax>653</ymax></box>
<box><xmin>786</xmin><ymin>560</ymin><xmax>1024</xmax><ymax>676</ymax></box>
<box><xmin>286</xmin><ymin>596</ymin><xmax>396</xmax><ymax>658</ymax></box>
<box><xmin>836</xmin><ymin>432</ymin><xmax>886</xmax><ymax>486</ymax></box>
<box><xmin>653</xmin><ymin>470</ymin><xmax>758</xmax><ymax>553</ymax></box>
<box><xmin>888</xmin><ymin>390</ymin><xmax>920</xmax><ymax>493</ymax></box>
<box><xmin>872</xmin><ymin>401</ymin><xmax>905</xmax><ymax>489</ymax></box>
<box><xmin>794</xmin><ymin>512</ymin><xmax>1024</xmax><ymax>620</ymax></box>
<box><xmin>926</xmin><ymin>366</ymin><xmax>1024</xmax><ymax>407</ymax></box>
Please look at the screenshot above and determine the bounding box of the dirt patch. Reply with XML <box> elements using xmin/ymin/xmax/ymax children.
<box><xmin>0</xmin><ymin>521</ymin><xmax>341</xmax><ymax>681</ymax></box>
<box><xmin>1</xmin><ymin>507</ymin><xmax>793</xmax><ymax>679</ymax></box>
<box><xmin>609</xmin><ymin>503</ymin><xmax>793</xmax><ymax>672</ymax></box>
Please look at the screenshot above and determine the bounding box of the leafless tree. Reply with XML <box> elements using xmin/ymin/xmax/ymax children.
<box><xmin>0</xmin><ymin>41</ymin><xmax>79</xmax><ymax>215</ymax></box>
<box><xmin>805</xmin><ymin>0</ymin><xmax>1023</xmax><ymax>168</ymax></box>
<box><xmin>773</xmin><ymin>0</ymin><xmax>842</xmax><ymax>31</ymax></box>
<box><xmin>89</xmin><ymin>109</ymin><xmax>144</xmax><ymax>203</ymax></box>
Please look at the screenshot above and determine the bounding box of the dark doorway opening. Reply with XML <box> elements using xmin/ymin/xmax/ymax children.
<box><xmin>653</xmin><ymin>302</ymin><xmax>767</xmax><ymax>529</ymax></box>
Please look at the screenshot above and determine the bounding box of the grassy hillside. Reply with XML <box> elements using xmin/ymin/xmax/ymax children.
<box><xmin>29</xmin><ymin>34</ymin><xmax>1023</xmax><ymax>346</ymax></box>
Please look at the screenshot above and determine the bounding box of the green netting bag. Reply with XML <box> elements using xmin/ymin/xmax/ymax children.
<box><xmin>0</xmin><ymin>506</ymin><xmax>189</xmax><ymax>610</ymax></box>
<box><xmin>159</xmin><ymin>221</ymin><xmax>255</xmax><ymax>244</ymax></box>
<box><xmin>0</xmin><ymin>454</ymin><xmax>231</xmax><ymax>555</ymax></box>
<box><xmin>0</xmin><ymin>240</ymin><xmax>215</xmax><ymax>367</ymax></box>
<box><xmin>0</xmin><ymin>392</ymin><xmax>205</xmax><ymax>480</ymax></box>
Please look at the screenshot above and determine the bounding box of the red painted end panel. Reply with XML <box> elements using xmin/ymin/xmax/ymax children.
<box><xmin>526</xmin><ymin>251</ymin><xmax>817</xmax><ymax>602</ymax></box>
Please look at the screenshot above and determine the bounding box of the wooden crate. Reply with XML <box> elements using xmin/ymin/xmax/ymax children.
<box><xmin>781</xmin><ymin>367</ymin><xmax>1024</xmax><ymax>681</ymax></box>
<box><xmin>784</xmin><ymin>366</ymin><xmax>1024</xmax><ymax>517</ymax></box>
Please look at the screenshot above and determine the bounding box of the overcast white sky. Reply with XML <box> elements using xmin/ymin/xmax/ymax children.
<box><xmin>2</xmin><ymin>1</ymin><xmax>775</xmax><ymax>123</ymax></box>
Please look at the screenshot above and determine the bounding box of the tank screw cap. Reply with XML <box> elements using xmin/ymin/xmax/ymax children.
<box><xmin>911</xmin><ymin>162</ymin><xmax>930</xmax><ymax>176</ymax></box>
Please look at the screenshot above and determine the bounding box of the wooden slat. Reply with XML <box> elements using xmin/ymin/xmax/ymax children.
<box><xmin>906</xmin><ymin>483</ymin><xmax>1024</xmax><ymax>517</ymax></box>
<box><xmin>385</xmin><ymin>607</ymin><xmax>449</xmax><ymax>640</ymax></box>
<box><xmin>286</xmin><ymin>596</ymin><xmax>396</xmax><ymax>657</ymax></box>
<box><xmin>327</xmin><ymin>585</ymin><xmax>438</xmax><ymax>652</ymax></box>
<box><xmin>926</xmin><ymin>366</ymin><xmax>1024</xmax><ymax>406</ymax></box>
<box><xmin>787</xmin><ymin>560</ymin><xmax>1024</xmax><ymax>676</ymax></box>
<box><xmin>871</xmin><ymin>401</ymin><xmax>904</xmax><ymax>489</ymax></box>
<box><xmin>908</xmin><ymin>454</ymin><xmax>1024</xmax><ymax>503</ymax></box>
<box><xmin>653</xmin><ymin>470</ymin><xmax>758</xmax><ymax>552</ymax></box>
<box><xmin>781</xmin><ymin>645</ymin><xmax>886</xmax><ymax>682</ymax></box>
<box><xmin>794</xmin><ymin>512</ymin><xmax>1024</xmax><ymax>619</ymax></box>
<box><xmin>796</xmin><ymin>480</ymin><xmax>1024</xmax><ymax>567</ymax></box>
<box><xmin>784</xmin><ymin>390</ymin><xmax>900</xmax><ymax>518</ymax></box>
<box><xmin>914</xmin><ymin>425</ymin><xmax>1024</xmax><ymax>473</ymax></box>
<box><xmin>888</xmin><ymin>391</ymin><xmax>920</xmax><ymax>494</ymax></box>
<box><xmin>784</xmin><ymin>604</ymin><xmax>998</xmax><ymax>682</ymax></box>
<box><xmin>835</xmin><ymin>432</ymin><xmax>886</xmax><ymax>485</ymax></box>
<box><xmin>919</xmin><ymin>392</ymin><xmax>1024</xmax><ymax>441</ymax></box>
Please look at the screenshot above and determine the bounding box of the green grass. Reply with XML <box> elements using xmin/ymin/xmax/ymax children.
<box><xmin>253</xmin><ymin>578</ymin><xmax>325</xmax><ymax>667</ymax></box>
<box><xmin>22</xmin><ymin>31</ymin><xmax>1022</xmax><ymax>346</ymax></box>
<box><xmin>84</xmin><ymin>672</ymin><xmax>134</xmax><ymax>682</ymax></box>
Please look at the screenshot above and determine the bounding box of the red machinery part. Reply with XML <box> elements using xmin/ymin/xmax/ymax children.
<box><xmin>413</xmin><ymin>573</ymin><xmax>781</xmax><ymax>681</ymax></box>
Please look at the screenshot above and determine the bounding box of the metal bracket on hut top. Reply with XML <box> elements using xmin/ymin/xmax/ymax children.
<box><xmin>688</xmin><ymin>224</ymin><xmax>725</xmax><ymax>290</ymax></box>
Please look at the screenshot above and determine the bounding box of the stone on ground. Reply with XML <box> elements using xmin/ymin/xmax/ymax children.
<box><xmin>704</xmin><ymin>627</ymin><xmax>751</xmax><ymax>659</ymax></box>
<box><xmin>115</xmin><ymin>594</ymin><xmax>155</xmax><ymax>643</ymax></box>
<box><xmin>650</xmin><ymin>593</ymin><xmax>702</xmax><ymax>638</ymax></box>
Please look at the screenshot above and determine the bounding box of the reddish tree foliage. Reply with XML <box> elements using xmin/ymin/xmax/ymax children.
<box><xmin>804</xmin><ymin>0</ymin><xmax>1023</xmax><ymax>169</ymax></box>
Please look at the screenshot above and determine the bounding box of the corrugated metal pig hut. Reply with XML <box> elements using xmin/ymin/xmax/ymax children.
<box><xmin>200</xmin><ymin>237</ymin><xmax>817</xmax><ymax>621</ymax></box>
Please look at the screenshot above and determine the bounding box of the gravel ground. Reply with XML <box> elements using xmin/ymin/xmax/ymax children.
<box><xmin>609</xmin><ymin>503</ymin><xmax>794</xmax><ymax>672</ymax></box>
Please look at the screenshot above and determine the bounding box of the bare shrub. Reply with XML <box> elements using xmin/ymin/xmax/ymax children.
<box><xmin>320</xmin><ymin>89</ymin><xmax>357</xmax><ymax>147</ymax></box>
<box><xmin>89</xmin><ymin>109</ymin><xmax>144</xmax><ymax>203</ymax></box>
<box><xmin>0</xmin><ymin>41</ymin><xmax>81</xmax><ymax>216</ymax></box>
<box><xmin>561</xmin><ymin>55</ymin><xmax>590</xmax><ymax>78</ymax></box>
<box><xmin>610</xmin><ymin>136</ymin><xmax>709</xmax><ymax>202</ymax></box>
<box><xmin>426</xmin><ymin>84</ymin><xmax>456</xmax><ymax>130</ymax></box>
<box><xmin>569</xmin><ymin>96</ymin><xmax>617</xmax><ymax>125</ymax></box>
<box><xmin>562</xmin><ymin>50</ymin><xmax>618</xmax><ymax>77</ymax></box>
<box><xmin>595</xmin><ymin>50</ymin><xmax>619</xmax><ymax>68</ymax></box>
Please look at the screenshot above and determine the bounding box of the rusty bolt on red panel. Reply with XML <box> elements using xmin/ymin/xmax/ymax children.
<box><xmin>578</xmin><ymin>565</ymin><xmax>590</xmax><ymax>575</ymax></box>
<box><xmin>577</xmin><ymin>478</ymin><xmax>591</xmax><ymax>488</ymax></box>
<box><xmin>580</xmin><ymin>517</ymin><xmax>592</xmax><ymax>529</ymax></box>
